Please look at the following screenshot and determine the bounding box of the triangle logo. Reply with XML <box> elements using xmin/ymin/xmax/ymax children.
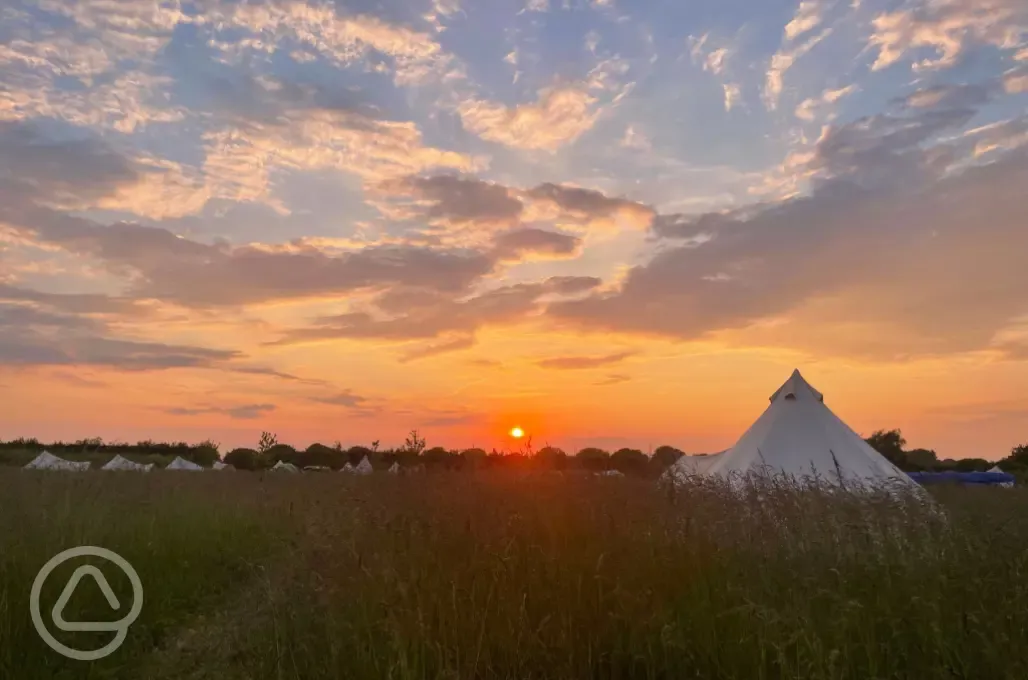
<box><xmin>51</xmin><ymin>565</ymin><xmax>124</xmax><ymax>632</ymax></box>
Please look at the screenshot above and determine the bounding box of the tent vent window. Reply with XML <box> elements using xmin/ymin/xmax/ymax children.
<box><xmin>784</xmin><ymin>393</ymin><xmax>796</xmax><ymax>400</ymax></box>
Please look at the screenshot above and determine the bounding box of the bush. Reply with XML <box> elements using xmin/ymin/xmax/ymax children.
<box><xmin>264</xmin><ymin>444</ymin><xmax>298</xmax><ymax>465</ymax></box>
<box><xmin>575</xmin><ymin>447</ymin><xmax>611</xmax><ymax>471</ymax></box>
<box><xmin>224</xmin><ymin>448</ymin><xmax>261</xmax><ymax>471</ymax></box>
<box><xmin>302</xmin><ymin>443</ymin><xmax>347</xmax><ymax>469</ymax></box>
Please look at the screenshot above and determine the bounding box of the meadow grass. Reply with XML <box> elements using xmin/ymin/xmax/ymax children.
<box><xmin>2</xmin><ymin>470</ymin><xmax>1027</xmax><ymax>679</ymax></box>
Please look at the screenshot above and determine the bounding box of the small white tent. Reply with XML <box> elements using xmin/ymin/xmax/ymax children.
<box><xmin>101</xmin><ymin>455</ymin><xmax>154</xmax><ymax>472</ymax></box>
<box><xmin>355</xmin><ymin>456</ymin><xmax>373</xmax><ymax>475</ymax></box>
<box><xmin>387</xmin><ymin>462</ymin><xmax>400</xmax><ymax>474</ymax></box>
<box><xmin>704</xmin><ymin>369</ymin><xmax>919</xmax><ymax>491</ymax></box>
<box><xmin>166</xmin><ymin>456</ymin><xmax>203</xmax><ymax>471</ymax></box>
<box><xmin>271</xmin><ymin>460</ymin><xmax>299</xmax><ymax>473</ymax></box>
<box><xmin>212</xmin><ymin>461</ymin><xmax>233</xmax><ymax>470</ymax></box>
<box><xmin>662</xmin><ymin>451</ymin><xmax>725</xmax><ymax>484</ymax></box>
<box><xmin>597</xmin><ymin>469</ymin><xmax>624</xmax><ymax>477</ymax></box>
<box><xmin>341</xmin><ymin>462</ymin><xmax>354</xmax><ymax>473</ymax></box>
<box><xmin>988</xmin><ymin>465</ymin><xmax>1014</xmax><ymax>487</ymax></box>
<box><xmin>24</xmin><ymin>451</ymin><xmax>90</xmax><ymax>471</ymax></box>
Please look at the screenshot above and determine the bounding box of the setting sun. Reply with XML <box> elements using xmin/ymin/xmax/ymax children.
<box><xmin>509</xmin><ymin>427</ymin><xmax>525</xmax><ymax>439</ymax></box>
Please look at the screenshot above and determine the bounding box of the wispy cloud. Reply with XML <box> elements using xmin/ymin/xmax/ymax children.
<box><xmin>537</xmin><ymin>351</ymin><xmax>634</xmax><ymax>370</ymax></box>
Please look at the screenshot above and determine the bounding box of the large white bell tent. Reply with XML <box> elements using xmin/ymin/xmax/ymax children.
<box><xmin>165</xmin><ymin>456</ymin><xmax>203</xmax><ymax>471</ymax></box>
<box><xmin>24</xmin><ymin>451</ymin><xmax>91</xmax><ymax>471</ymax></box>
<box><xmin>101</xmin><ymin>455</ymin><xmax>154</xmax><ymax>472</ymax></box>
<box><xmin>703</xmin><ymin>370</ymin><xmax>918</xmax><ymax>491</ymax></box>
<box><xmin>661</xmin><ymin>451</ymin><xmax>725</xmax><ymax>484</ymax></box>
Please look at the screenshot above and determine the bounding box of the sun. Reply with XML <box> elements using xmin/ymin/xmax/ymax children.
<box><xmin>509</xmin><ymin>426</ymin><xmax>525</xmax><ymax>439</ymax></box>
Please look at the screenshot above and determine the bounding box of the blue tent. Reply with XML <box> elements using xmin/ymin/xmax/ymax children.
<box><xmin>907</xmin><ymin>471</ymin><xmax>1015</xmax><ymax>486</ymax></box>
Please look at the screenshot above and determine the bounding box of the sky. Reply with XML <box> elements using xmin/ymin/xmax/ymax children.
<box><xmin>1</xmin><ymin>0</ymin><xmax>1026</xmax><ymax>458</ymax></box>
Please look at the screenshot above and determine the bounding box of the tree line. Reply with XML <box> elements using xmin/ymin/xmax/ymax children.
<box><xmin>4</xmin><ymin>429</ymin><xmax>1025</xmax><ymax>477</ymax></box>
<box><xmin>864</xmin><ymin>429</ymin><xmax>1028</xmax><ymax>476</ymax></box>
<box><xmin>0</xmin><ymin>431</ymin><xmax>688</xmax><ymax>475</ymax></box>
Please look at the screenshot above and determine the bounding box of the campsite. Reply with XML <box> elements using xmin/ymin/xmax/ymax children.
<box><xmin>3</xmin><ymin>371</ymin><xmax>1027</xmax><ymax>679</ymax></box>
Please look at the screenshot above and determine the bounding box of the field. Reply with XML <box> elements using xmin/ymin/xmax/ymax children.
<box><xmin>2</xmin><ymin>471</ymin><xmax>1027</xmax><ymax>680</ymax></box>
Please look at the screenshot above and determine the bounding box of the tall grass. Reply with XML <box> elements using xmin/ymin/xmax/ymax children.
<box><xmin>2</xmin><ymin>471</ymin><xmax>1027</xmax><ymax>679</ymax></box>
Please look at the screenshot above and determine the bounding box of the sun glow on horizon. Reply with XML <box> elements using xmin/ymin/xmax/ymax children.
<box><xmin>509</xmin><ymin>426</ymin><xmax>525</xmax><ymax>439</ymax></box>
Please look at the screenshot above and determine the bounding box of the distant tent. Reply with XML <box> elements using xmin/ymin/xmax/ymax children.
<box><xmin>341</xmin><ymin>463</ymin><xmax>355</xmax><ymax>473</ymax></box>
<box><xmin>661</xmin><ymin>451</ymin><xmax>725</xmax><ymax>485</ymax></box>
<box><xmin>212</xmin><ymin>461</ymin><xmax>233</xmax><ymax>471</ymax></box>
<box><xmin>597</xmin><ymin>470</ymin><xmax>624</xmax><ymax>477</ymax></box>
<box><xmin>908</xmin><ymin>471</ymin><xmax>1015</xmax><ymax>487</ymax></box>
<box><xmin>988</xmin><ymin>465</ymin><xmax>1004</xmax><ymax>473</ymax></box>
<box><xmin>24</xmin><ymin>451</ymin><xmax>90</xmax><ymax>471</ymax></box>
<box><xmin>271</xmin><ymin>461</ymin><xmax>299</xmax><ymax>473</ymax></box>
<box><xmin>166</xmin><ymin>456</ymin><xmax>203</xmax><ymax>471</ymax></box>
<box><xmin>303</xmin><ymin>465</ymin><xmax>330</xmax><ymax>472</ymax></box>
<box><xmin>704</xmin><ymin>369</ymin><xmax>920</xmax><ymax>492</ymax></box>
<box><xmin>388</xmin><ymin>462</ymin><xmax>400</xmax><ymax>474</ymax></box>
<box><xmin>355</xmin><ymin>456</ymin><xmax>373</xmax><ymax>475</ymax></box>
<box><xmin>101</xmin><ymin>455</ymin><xmax>154</xmax><ymax>472</ymax></box>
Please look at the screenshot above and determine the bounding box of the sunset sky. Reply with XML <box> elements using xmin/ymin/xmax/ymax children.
<box><xmin>1</xmin><ymin>0</ymin><xmax>1026</xmax><ymax>458</ymax></box>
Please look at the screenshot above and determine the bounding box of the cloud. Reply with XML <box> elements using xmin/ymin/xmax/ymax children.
<box><xmin>594</xmin><ymin>373</ymin><xmax>630</xmax><ymax>385</ymax></box>
<box><xmin>166</xmin><ymin>403</ymin><xmax>276</xmax><ymax>420</ymax></box>
<box><xmin>0</xmin><ymin>282</ymin><xmax>148</xmax><ymax>317</ymax></box>
<box><xmin>549</xmin><ymin>131</ymin><xmax>1028</xmax><ymax>360</ymax></box>
<box><xmin>0</xmin><ymin>120</ymin><xmax>208</xmax><ymax>219</ymax></box>
<box><xmin>207</xmin><ymin>1</ymin><xmax>455</xmax><ymax>86</ymax></box>
<box><xmin>375</xmin><ymin>174</ymin><xmax>523</xmax><ymax>228</ymax></box>
<box><xmin>399</xmin><ymin>335</ymin><xmax>476</xmax><ymax>362</ymax></box>
<box><xmin>0</xmin><ymin>302</ymin><xmax>241</xmax><ymax>370</ymax></box>
<box><xmin>312</xmin><ymin>390</ymin><xmax>369</xmax><ymax>409</ymax></box>
<box><xmin>688</xmin><ymin>34</ymin><xmax>732</xmax><ymax>75</ymax></box>
<box><xmin>492</xmin><ymin>228</ymin><xmax>581</xmax><ymax>261</ymax></box>
<box><xmin>201</xmin><ymin>105</ymin><xmax>481</xmax><ymax>207</ymax></box>
<box><xmin>458</xmin><ymin>85</ymin><xmax>600</xmax><ymax>151</ymax></box>
<box><xmin>537</xmin><ymin>351</ymin><xmax>633</xmax><ymax>370</ymax></box>
<box><xmin>1005</xmin><ymin>67</ymin><xmax>1028</xmax><ymax>94</ymax></box>
<box><xmin>723</xmin><ymin>83</ymin><xmax>742</xmax><ymax>112</ymax></box>
<box><xmin>270</xmin><ymin>276</ymin><xmax>602</xmax><ymax>345</ymax></box>
<box><xmin>620</xmin><ymin>125</ymin><xmax>651</xmax><ymax>151</ymax></box>
<box><xmin>2</xmin><ymin>196</ymin><xmax>497</xmax><ymax>307</ymax></box>
<box><xmin>765</xmin><ymin>27</ymin><xmax>834</xmax><ymax>110</ymax></box>
<box><xmin>795</xmin><ymin>84</ymin><xmax>859</xmax><ymax>122</ymax></box>
<box><xmin>524</xmin><ymin>183</ymin><xmax>655</xmax><ymax>229</ymax></box>
<box><xmin>784</xmin><ymin>0</ymin><xmax>826</xmax><ymax>41</ymax></box>
<box><xmin>869</xmin><ymin>0</ymin><xmax>1027</xmax><ymax>72</ymax></box>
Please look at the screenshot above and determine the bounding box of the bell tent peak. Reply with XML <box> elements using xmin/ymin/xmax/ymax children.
<box><xmin>769</xmin><ymin>369</ymin><xmax>824</xmax><ymax>403</ymax></box>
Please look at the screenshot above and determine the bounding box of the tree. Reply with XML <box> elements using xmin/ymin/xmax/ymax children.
<box><xmin>347</xmin><ymin>446</ymin><xmax>374</xmax><ymax>465</ymax></box>
<box><xmin>264</xmin><ymin>443</ymin><xmax>297</xmax><ymax>464</ymax></box>
<box><xmin>257</xmin><ymin>431</ymin><xmax>278</xmax><ymax>454</ymax></box>
<box><xmin>953</xmin><ymin>457</ymin><xmax>990</xmax><ymax>472</ymax></box>
<box><xmin>575</xmin><ymin>447</ymin><xmax>611</xmax><ymax>471</ymax></box>
<box><xmin>905</xmin><ymin>448</ymin><xmax>939</xmax><ymax>470</ymax></box>
<box><xmin>460</xmin><ymin>447</ymin><xmax>488</xmax><ymax>469</ymax></box>
<box><xmin>421</xmin><ymin>446</ymin><xmax>453</xmax><ymax>469</ymax></box>
<box><xmin>865</xmin><ymin>429</ymin><xmax>906</xmax><ymax>467</ymax></box>
<box><xmin>536</xmin><ymin>446</ymin><xmax>567</xmax><ymax>470</ymax></box>
<box><xmin>1008</xmin><ymin>443</ymin><xmax>1028</xmax><ymax>465</ymax></box>
<box><xmin>190</xmin><ymin>443</ymin><xmax>221</xmax><ymax>467</ymax></box>
<box><xmin>302</xmin><ymin>443</ymin><xmax>347</xmax><ymax>469</ymax></box>
<box><xmin>225</xmin><ymin>448</ymin><xmax>261</xmax><ymax>471</ymax></box>
<box><xmin>611</xmin><ymin>448</ymin><xmax>648</xmax><ymax>475</ymax></box>
<box><xmin>653</xmin><ymin>445</ymin><xmax>685</xmax><ymax>469</ymax></box>
<box><xmin>404</xmin><ymin>430</ymin><xmax>426</xmax><ymax>455</ymax></box>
